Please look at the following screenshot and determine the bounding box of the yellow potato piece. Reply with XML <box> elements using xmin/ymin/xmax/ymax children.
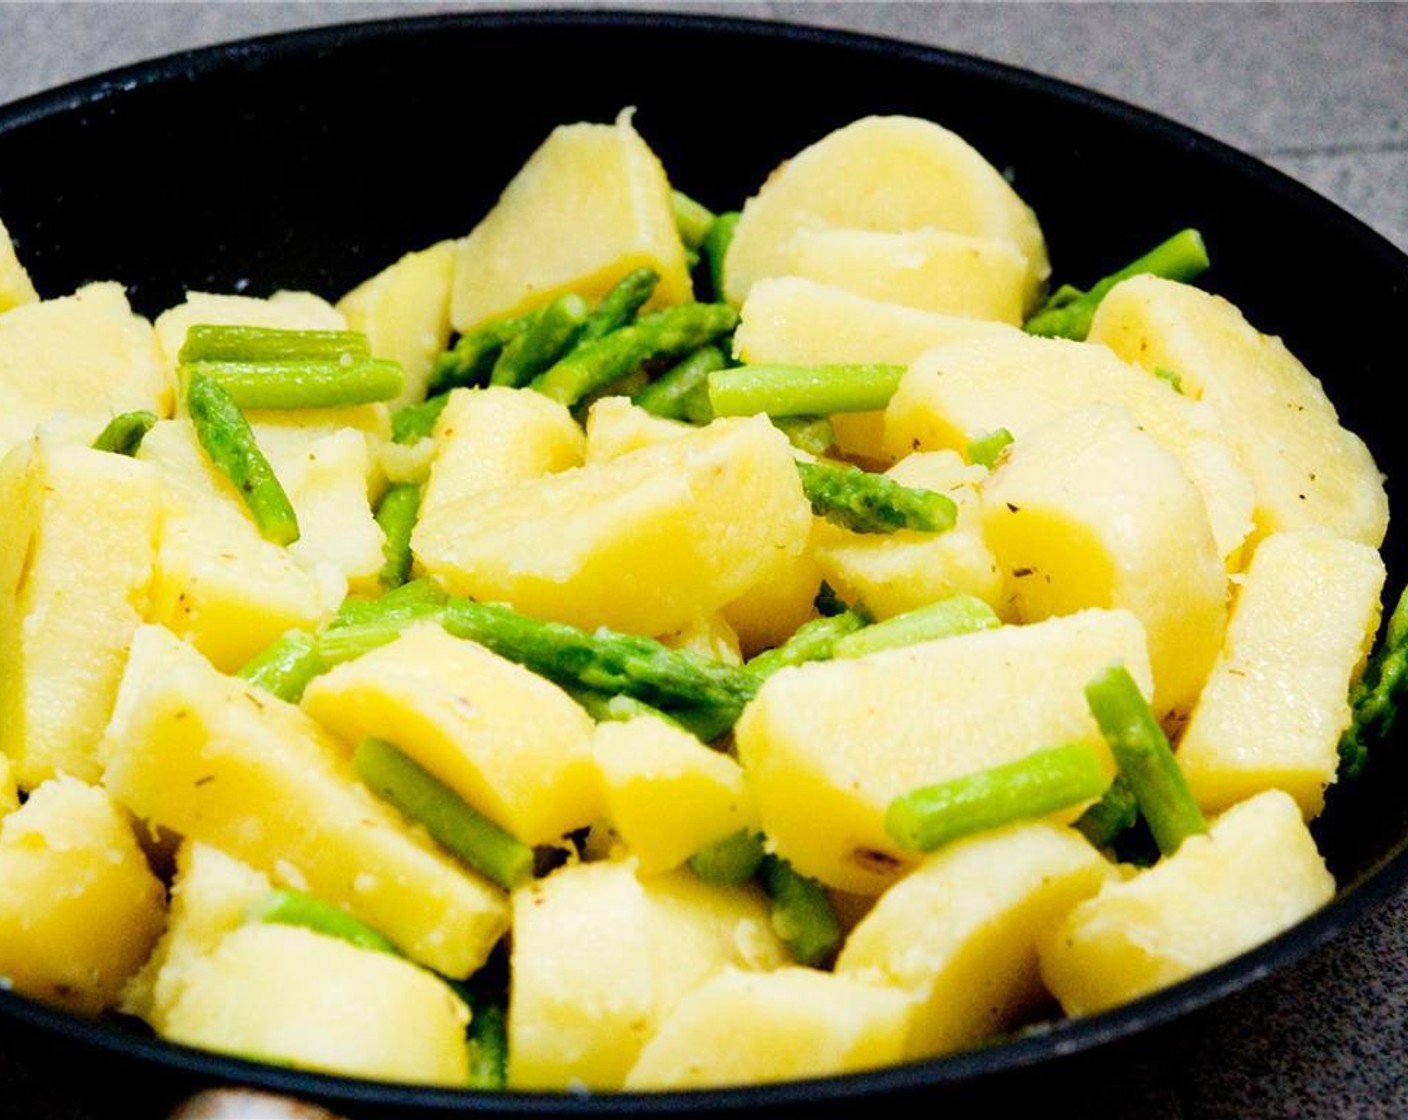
<box><xmin>508</xmin><ymin>861</ymin><xmax>785</xmax><ymax>1090</ymax></box>
<box><xmin>836</xmin><ymin>823</ymin><xmax>1115</xmax><ymax>1059</ymax></box>
<box><xmin>0</xmin><ymin>756</ymin><xmax>17</xmax><ymax>816</ymax></box>
<box><xmin>1090</xmin><ymin>275</ymin><xmax>1387</xmax><ymax>548</ymax></box>
<box><xmin>584</xmin><ymin>395</ymin><xmax>691</xmax><ymax>463</ymax></box>
<box><xmin>1040</xmin><ymin>789</ymin><xmax>1334</xmax><ymax>1016</ymax></box>
<box><xmin>0</xmin><ymin>776</ymin><xmax>166</xmax><ymax>1015</ymax></box>
<box><xmin>100</xmin><ymin>625</ymin><xmax>508</xmax><ymax>978</ymax></box>
<box><xmin>723</xmin><ymin>116</ymin><xmax>1048</xmax><ymax>311</ymax></box>
<box><xmin>735</xmin><ymin>609</ymin><xmax>1151</xmax><ymax>894</ymax></box>
<box><xmin>0</xmin><ymin>216</ymin><xmax>39</xmax><ymax>314</ymax></box>
<box><xmin>624</xmin><ymin>967</ymin><xmax>911</xmax><ymax>1089</ymax></box>
<box><xmin>656</xmin><ymin>612</ymin><xmax>743</xmax><ymax>666</ymax></box>
<box><xmin>1178</xmin><ymin>531</ymin><xmax>1385</xmax><ymax>818</ymax></box>
<box><xmin>303</xmin><ymin>625</ymin><xmax>601</xmax><ymax>846</ymax></box>
<box><xmin>413</xmin><ymin>415</ymin><xmax>812</xmax><ymax>636</ymax></box>
<box><xmin>451</xmin><ymin>110</ymin><xmax>690</xmax><ymax>333</ymax></box>
<box><xmin>0</xmin><ymin>436</ymin><xmax>160</xmax><ymax>788</ymax></box>
<box><xmin>337</xmin><ymin>239</ymin><xmax>456</xmax><ymax>409</ymax></box>
<box><xmin>719</xmin><ymin>525</ymin><xmax>824</xmax><ymax>658</ymax></box>
<box><xmin>982</xmin><ymin>404</ymin><xmax>1228</xmax><ymax>717</ymax></box>
<box><xmin>161</xmin><ymin>923</ymin><xmax>471</xmax><ymax>1087</ymax></box>
<box><xmin>279</xmin><ymin>427</ymin><xmax>386</xmax><ymax>594</ymax></box>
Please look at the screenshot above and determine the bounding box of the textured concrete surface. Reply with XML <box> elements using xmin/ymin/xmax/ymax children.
<box><xmin>1</xmin><ymin>3</ymin><xmax>1407</xmax><ymax>1118</ymax></box>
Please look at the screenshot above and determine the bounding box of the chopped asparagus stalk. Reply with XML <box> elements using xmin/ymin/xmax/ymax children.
<box><xmin>796</xmin><ymin>459</ymin><xmax>958</xmax><ymax>535</ymax></box>
<box><xmin>1024</xmin><ymin>228</ymin><xmax>1210</xmax><ymax>341</ymax></box>
<box><xmin>237</xmin><ymin>629</ymin><xmax>323</xmax><ymax>703</ymax></box>
<box><xmin>329</xmin><ymin>577</ymin><xmax>448</xmax><ymax>629</ymax></box>
<box><xmin>1074</xmin><ymin>773</ymin><xmax>1141</xmax><ymax>850</ymax></box>
<box><xmin>761</xmin><ymin>854</ymin><xmax>841</xmax><ymax>967</ymax></box>
<box><xmin>466</xmin><ymin>999</ymin><xmax>508</xmax><ymax>1089</ymax></box>
<box><xmin>186</xmin><ymin>370</ymin><xmax>300</xmax><ymax>546</ymax></box>
<box><xmin>832</xmin><ymin>596</ymin><xmax>1000</xmax><ymax>659</ymax></box>
<box><xmin>746</xmin><ymin>611</ymin><xmax>868</xmax><ymax>679</ymax></box>
<box><xmin>689</xmin><ymin>830</ymin><xmax>767</xmax><ymax>885</ymax></box>
<box><xmin>885</xmin><ymin>743</ymin><xmax>1108</xmax><ymax>852</ymax></box>
<box><xmin>1085</xmin><ymin>663</ymin><xmax>1207</xmax><ymax>856</ymax></box>
<box><xmin>579</xmin><ymin>268</ymin><xmax>660</xmax><ymax>344</ymax></box>
<box><xmin>702</xmin><ymin>211</ymin><xmax>740</xmax><ymax>303</ymax></box>
<box><xmin>489</xmin><ymin>293</ymin><xmax>590</xmax><ymax>388</ymax></box>
<box><xmin>375</xmin><ymin>483</ymin><xmax>421</xmax><ymax>590</ymax></box>
<box><xmin>671</xmin><ymin>190</ymin><xmax>718</xmax><ymax>250</ymax></box>
<box><xmin>427</xmin><ymin>313</ymin><xmax>533</xmax><ymax>395</ymax></box>
<box><xmin>632</xmin><ymin>344</ymin><xmax>727</xmax><ymax>423</ymax></box>
<box><xmin>966</xmin><ymin>427</ymin><xmax>1014</xmax><ymax>469</ymax></box>
<box><xmin>774</xmin><ymin>416</ymin><xmax>834</xmax><ymax>457</ymax></box>
<box><xmin>354</xmin><ymin>738</ymin><xmax>534</xmax><ymax>891</ymax></box>
<box><xmin>91</xmin><ymin>410</ymin><xmax>158</xmax><ymax>456</ymax></box>
<box><xmin>247</xmin><ymin>888</ymin><xmax>400</xmax><ymax>957</ymax></box>
<box><xmin>179</xmin><ymin>357</ymin><xmax>404</xmax><ymax>410</ymax></box>
<box><xmin>708</xmin><ymin>363</ymin><xmax>905</xmax><ymax>418</ymax></box>
<box><xmin>179</xmin><ymin>324</ymin><xmax>370</xmax><ymax>364</ymax></box>
<box><xmin>1340</xmin><ymin>584</ymin><xmax>1408</xmax><ymax>778</ymax></box>
<box><xmin>391</xmin><ymin>395</ymin><xmax>450</xmax><ymax>444</ymax></box>
<box><xmin>563</xmin><ymin>686</ymin><xmax>734</xmax><ymax>745</ymax></box>
<box><xmin>531</xmin><ymin>302</ymin><xmax>739</xmax><ymax>407</ymax></box>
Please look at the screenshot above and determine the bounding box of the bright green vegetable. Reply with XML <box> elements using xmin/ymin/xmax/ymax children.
<box><xmin>632</xmin><ymin>344</ymin><xmax>727</xmax><ymax>424</ymax></box>
<box><xmin>885</xmin><ymin>743</ymin><xmax>1108</xmax><ymax>853</ymax></box>
<box><xmin>466</xmin><ymin>998</ymin><xmax>508</xmax><ymax>1089</ymax></box>
<box><xmin>179</xmin><ymin>358</ymin><xmax>403</xmax><ymax>409</ymax></box>
<box><xmin>328</xmin><ymin>577</ymin><xmax>448</xmax><ymax>629</ymax></box>
<box><xmin>375</xmin><ymin>483</ymin><xmax>421</xmax><ymax>590</ymax></box>
<box><xmin>1085</xmin><ymin>663</ymin><xmax>1207</xmax><ymax>856</ymax></box>
<box><xmin>316</xmin><ymin>590</ymin><xmax>447</xmax><ymax>667</ymax></box>
<box><xmin>391</xmin><ymin>395</ymin><xmax>450</xmax><ymax>444</ymax></box>
<box><xmin>1074</xmin><ymin>774</ymin><xmax>1141</xmax><ymax>850</ymax></box>
<box><xmin>178</xmin><ymin>324</ymin><xmax>370</xmax><ymax>365</ymax></box>
<box><xmin>796</xmin><ymin>459</ymin><xmax>957</xmax><ymax>535</ymax></box>
<box><xmin>427</xmin><ymin>314</ymin><xmax>533</xmax><ymax>396</ymax></box>
<box><xmin>579</xmin><ymin>268</ymin><xmax>660</xmax><ymax>344</ymax></box>
<box><xmin>746</xmin><ymin>610</ymin><xmax>868</xmax><ymax>679</ymax></box>
<box><xmin>247</xmin><ymin>888</ymin><xmax>400</xmax><ymax>956</ymax></box>
<box><xmin>1024</xmin><ymin>228</ymin><xmax>1210</xmax><ymax>341</ymax></box>
<box><xmin>354</xmin><ymin>738</ymin><xmax>534</xmax><ymax>891</ymax></box>
<box><xmin>489</xmin><ymin>293</ymin><xmax>590</xmax><ymax>388</ymax></box>
<box><xmin>237</xmin><ymin>629</ymin><xmax>323</xmax><ymax>703</ymax></box>
<box><xmin>689</xmin><ymin>830</ymin><xmax>766</xmax><ymax>885</ymax></box>
<box><xmin>702</xmin><ymin>211</ymin><xmax>740</xmax><ymax>303</ymax></box>
<box><xmin>91</xmin><ymin>410</ymin><xmax>157</xmax><ymax>456</ymax></box>
<box><xmin>761</xmin><ymin>855</ymin><xmax>841</xmax><ymax>967</ymax></box>
<box><xmin>531</xmin><ymin>302</ymin><xmax>739</xmax><ymax>407</ymax></box>
<box><xmin>708</xmin><ymin>363</ymin><xmax>904</xmax><ymax>419</ymax></box>
<box><xmin>672</xmin><ymin>190</ymin><xmax>717</xmax><ymax>250</ymax></box>
<box><xmin>1339</xmin><ymin>584</ymin><xmax>1408</xmax><ymax>778</ymax></box>
<box><xmin>774</xmin><ymin>416</ymin><xmax>834</xmax><ymax>457</ymax></box>
<box><xmin>185</xmin><ymin>369</ymin><xmax>300</xmax><ymax>546</ymax></box>
<box><xmin>832</xmin><ymin>596</ymin><xmax>1001</xmax><ymax>659</ymax></box>
<box><xmin>563</xmin><ymin>686</ymin><xmax>735</xmax><ymax>745</ymax></box>
<box><xmin>966</xmin><ymin>427</ymin><xmax>1014</xmax><ymax>469</ymax></box>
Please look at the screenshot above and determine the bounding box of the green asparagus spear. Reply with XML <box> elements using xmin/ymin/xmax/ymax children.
<box><xmin>1074</xmin><ymin>773</ymin><xmax>1141</xmax><ymax>850</ymax></box>
<box><xmin>885</xmin><ymin>744</ymin><xmax>1108</xmax><ymax>852</ymax></box>
<box><xmin>1024</xmin><ymin>229</ymin><xmax>1210</xmax><ymax>341</ymax></box>
<box><xmin>579</xmin><ymin>268</ymin><xmax>660</xmax><ymax>344</ymax></box>
<box><xmin>672</xmin><ymin>190</ymin><xmax>718</xmax><ymax>250</ymax></box>
<box><xmin>186</xmin><ymin>370</ymin><xmax>300</xmax><ymax>546</ymax></box>
<box><xmin>179</xmin><ymin>358</ymin><xmax>403</xmax><ymax>409</ymax></box>
<box><xmin>1085</xmin><ymin>662</ymin><xmax>1207</xmax><ymax>856</ymax></box>
<box><xmin>702</xmin><ymin>211</ymin><xmax>740</xmax><ymax>303</ymax></box>
<box><xmin>563</xmin><ymin>686</ymin><xmax>736</xmax><ymax>744</ymax></box>
<box><xmin>354</xmin><ymin>738</ymin><xmax>534</xmax><ymax>891</ymax></box>
<box><xmin>391</xmin><ymin>395</ymin><xmax>450</xmax><ymax>444</ymax></box>
<box><xmin>329</xmin><ymin>577</ymin><xmax>448</xmax><ymax>629</ymax></box>
<box><xmin>427</xmin><ymin>314</ymin><xmax>533</xmax><ymax>396</ymax></box>
<box><xmin>632</xmin><ymin>344</ymin><xmax>728</xmax><ymax>423</ymax></box>
<box><xmin>746</xmin><ymin>610</ymin><xmax>868</xmax><ymax>679</ymax></box>
<box><xmin>179</xmin><ymin>324</ymin><xmax>370</xmax><ymax>364</ymax></box>
<box><xmin>832</xmin><ymin>596</ymin><xmax>1000</xmax><ymax>660</ymax></box>
<box><xmin>375</xmin><ymin>483</ymin><xmax>421</xmax><ymax>590</ymax></box>
<box><xmin>966</xmin><ymin>427</ymin><xmax>1014</xmax><ymax>469</ymax></box>
<box><xmin>1339</xmin><ymin>584</ymin><xmax>1408</xmax><ymax>778</ymax></box>
<box><xmin>91</xmin><ymin>410</ymin><xmax>158</xmax><ymax>456</ymax></box>
<box><xmin>761</xmin><ymin>855</ymin><xmax>841</xmax><ymax>967</ymax></box>
<box><xmin>796</xmin><ymin>459</ymin><xmax>957</xmax><ymax>535</ymax></box>
<box><xmin>238</xmin><ymin>629</ymin><xmax>323</xmax><ymax>703</ymax></box>
<box><xmin>531</xmin><ymin>303</ymin><xmax>739</xmax><ymax>407</ymax></box>
<box><xmin>489</xmin><ymin>293</ymin><xmax>591</xmax><ymax>388</ymax></box>
<box><xmin>466</xmin><ymin>999</ymin><xmax>508</xmax><ymax>1089</ymax></box>
<box><xmin>689</xmin><ymin>830</ymin><xmax>767</xmax><ymax>885</ymax></box>
<box><xmin>317</xmin><ymin>587</ymin><xmax>448</xmax><ymax>666</ymax></box>
<box><xmin>708</xmin><ymin>363</ymin><xmax>905</xmax><ymax>419</ymax></box>
<box><xmin>247</xmin><ymin>888</ymin><xmax>401</xmax><ymax>956</ymax></box>
<box><xmin>774</xmin><ymin>416</ymin><xmax>835</xmax><ymax>457</ymax></box>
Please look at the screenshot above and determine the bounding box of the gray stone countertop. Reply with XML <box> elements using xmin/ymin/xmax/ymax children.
<box><xmin>0</xmin><ymin>3</ymin><xmax>1406</xmax><ymax>1118</ymax></box>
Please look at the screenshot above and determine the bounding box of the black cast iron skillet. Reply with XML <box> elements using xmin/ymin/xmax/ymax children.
<box><xmin>1</xmin><ymin>10</ymin><xmax>1406</xmax><ymax>1118</ymax></box>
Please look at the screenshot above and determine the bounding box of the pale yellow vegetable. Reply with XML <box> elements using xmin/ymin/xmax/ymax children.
<box><xmin>0</xmin><ymin>755</ymin><xmax>17</xmax><ymax>816</ymax></box>
<box><xmin>1089</xmin><ymin>275</ymin><xmax>1388</xmax><ymax>548</ymax></box>
<box><xmin>735</xmin><ymin>608</ymin><xmax>1150</xmax><ymax>894</ymax></box>
<box><xmin>413</xmin><ymin>415</ymin><xmax>812</xmax><ymax>636</ymax></box>
<box><xmin>161</xmin><ymin>923</ymin><xmax>471</xmax><ymax>1087</ymax></box>
<box><xmin>836</xmin><ymin>823</ymin><xmax>1115</xmax><ymax>1059</ymax></box>
<box><xmin>508</xmin><ymin>861</ymin><xmax>786</xmax><ymax>1090</ymax></box>
<box><xmin>1040</xmin><ymin>789</ymin><xmax>1334</xmax><ymax>1016</ymax></box>
<box><xmin>584</xmin><ymin>395</ymin><xmax>691</xmax><ymax>463</ymax></box>
<box><xmin>624</xmin><ymin>967</ymin><xmax>911</xmax><ymax>1089</ymax></box>
<box><xmin>100</xmin><ymin>625</ymin><xmax>508</xmax><ymax>978</ymax></box>
<box><xmin>0</xmin><ymin>216</ymin><xmax>39</xmax><ymax>314</ymax></box>
<box><xmin>594</xmin><ymin>717</ymin><xmax>756</xmax><ymax>874</ymax></box>
<box><xmin>0</xmin><ymin>435</ymin><xmax>160</xmax><ymax>787</ymax></box>
<box><xmin>302</xmin><ymin>625</ymin><xmax>601</xmax><ymax>845</ymax></box>
<box><xmin>337</xmin><ymin>240</ymin><xmax>456</xmax><ymax>409</ymax></box>
<box><xmin>0</xmin><ymin>282</ymin><xmax>172</xmax><ymax>460</ymax></box>
<box><xmin>1178</xmin><ymin>531</ymin><xmax>1385</xmax><ymax>818</ymax></box>
<box><xmin>0</xmin><ymin>776</ymin><xmax>166</xmax><ymax>1014</ymax></box>
<box><xmin>279</xmin><ymin>427</ymin><xmax>386</xmax><ymax>594</ymax></box>
<box><xmin>719</xmin><ymin>528</ymin><xmax>824</xmax><ymax>658</ymax></box>
<box><xmin>451</xmin><ymin>110</ymin><xmax>690</xmax><ymax>333</ymax></box>
<box><xmin>723</xmin><ymin>116</ymin><xmax>1048</xmax><ymax>311</ymax></box>
<box><xmin>656</xmin><ymin>612</ymin><xmax>743</xmax><ymax>666</ymax></box>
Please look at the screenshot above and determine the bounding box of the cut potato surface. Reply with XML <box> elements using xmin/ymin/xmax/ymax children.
<box><xmin>0</xmin><ymin>216</ymin><xmax>38</xmax><ymax>314</ymax></box>
<box><xmin>584</xmin><ymin>395</ymin><xmax>691</xmax><ymax>463</ymax></box>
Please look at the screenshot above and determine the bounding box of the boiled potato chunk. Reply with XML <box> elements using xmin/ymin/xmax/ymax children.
<box><xmin>413</xmin><ymin>415</ymin><xmax>812</xmax><ymax>636</ymax></box>
<box><xmin>1089</xmin><ymin>275</ymin><xmax>1387</xmax><ymax>548</ymax></box>
<box><xmin>508</xmin><ymin>861</ymin><xmax>786</xmax><ymax>1090</ymax></box>
<box><xmin>1040</xmin><ymin>789</ymin><xmax>1334</xmax><ymax>1015</ymax></box>
<box><xmin>884</xmin><ymin>332</ymin><xmax>1256</xmax><ymax>565</ymax></box>
<box><xmin>982</xmin><ymin>405</ymin><xmax>1227</xmax><ymax>717</ymax></box>
<box><xmin>0</xmin><ymin>282</ymin><xmax>172</xmax><ymax>460</ymax></box>
<box><xmin>719</xmin><ymin>527</ymin><xmax>824</xmax><ymax>658</ymax></box>
<box><xmin>595</xmin><ymin>717</ymin><xmax>756</xmax><ymax>874</ymax></box>
<box><xmin>625</xmin><ymin>966</ymin><xmax>911</xmax><ymax>1089</ymax></box>
<box><xmin>154</xmin><ymin>289</ymin><xmax>346</xmax><ymax>370</ymax></box>
<box><xmin>836</xmin><ymin>823</ymin><xmax>1114</xmax><ymax>1058</ymax></box>
<box><xmin>0</xmin><ymin>776</ymin><xmax>165</xmax><ymax>1014</ymax></box>
<box><xmin>101</xmin><ymin>625</ymin><xmax>508</xmax><ymax>978</ymax></box>
<box><xmin>279</xmin><ymin>427</ymin><xmax>385</xmax><ymax>593</ymax></box>
<box><xmin>814</xmin><ymin>450</ymin><xmax>1003</xmax><ymax>620</ymax></box>
<box><xmin>723</xmin><ymin>116</ymin><xmax>1048</xmax><ymax>311</ymax></box>
<box><xmin>337</xmin><ymin>239</ymin><xmax>456</xmax><ymax>409</ymax></box>
<box><xmin>303</xmin><ymin>625</ymin><xmax>601</xmax><ymax>845</ymax></box>
<box><xmin>787</xmin><ymin>228</ymin><xmax>1028</xmax><ymax>324</ymax></box>
<box><xmin>0</xmin><ymin>756</ymin><xmax>16</xmax><ymax>816</ymax></box>
<box><xmin>1178</xmin><ymin>531</ymin><xmax>1385</xmax><ymax>818</ymax></box>
<box><xmin>735</xmin><ymin>608</ymin><xmax>1151</xmax><ymax>894</ymax></box>
<box><xmin>451</xmin><ymin>111</ymin><xmax>690</xmax><ymax>333</ymax></box>
<box><xmin>584</xmin><ymin>395</ymin><xmax>691</xmax><ymax>463</ymax></box>
<box><xmin>0</xmin><ymin>216</ymin><xmax>38</xmax><ymax>313</ymax></box>
<box><xmin>161</xmin><ymin>923</ymin><xmax>471</xmax><ymax>1086</ymax></box>
<box><xmin>657</xmin><ymin>612</ymin><xmax>743</xmax><ymax>666</ymax></box>
<box><xmin>0</xmin><ymin>436</ymin><xmax>160</xmax><ymax>787</ymax></box>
